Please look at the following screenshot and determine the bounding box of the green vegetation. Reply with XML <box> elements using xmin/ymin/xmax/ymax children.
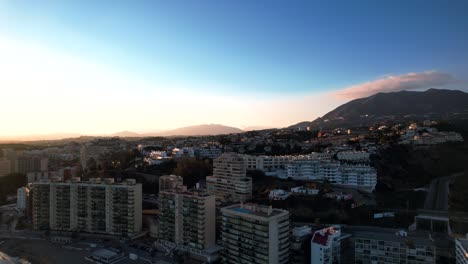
<box><xmin>373</xmin><ymin>140</ymin><xmax>468</xmax><ymax>189</ymax></box>
<box><xmin>449</xmin><ymin>171</ymin><xmax>468</xmax><ymax>234</ymax></box>
<box><xmin>449</xmin><ymin>171</ymin><xmax>468</xmax><ymax>212</ymax></box>
<box><xmin>173</xmin><ymin>158</ymin><xmax>212</xmax><ymax>188</ymax></box>
<box><xmin>0</xmin><ymin>173</ymin><xmax>27</xmax><ymax>205</ymax></box>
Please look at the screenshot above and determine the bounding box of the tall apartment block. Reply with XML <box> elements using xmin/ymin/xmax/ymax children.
<box><xmin>158</xmin><ymin>188</ymin><xmax>218</xmax><ymax>261</ymax></box>
<box><xmin>206</xmin><ymin>153</ymin><xmax>252</xmax><ymax>204</ymax></box>
<box><xmin>220</xmin><ymin>203</ymin><xmax>290</xmax><ymax>264</ymax></box>
<box><xmin>17</xmin><ymin>185</ymin><xmax>31</xmax><ymax>211</ymax></box>
<box><xmin>159</xmin><ymin>174</ymin><xmax>184</xmax><ymax>192</ymax></box>
<box><xmin>311</xmin><ymin>226</ymin><xmax>350</xmax><ymax>264</ymax></box>
<box><xmin>32</xmin><ymin>178</ymin><xmax>142</xmax><ymax>237</ymax></box>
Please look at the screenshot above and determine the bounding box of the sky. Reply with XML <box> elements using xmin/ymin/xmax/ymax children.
<box><xmin>0</xmin><ymin>0</ymin><xmax>467</xmax><ymax>137</ymax></box>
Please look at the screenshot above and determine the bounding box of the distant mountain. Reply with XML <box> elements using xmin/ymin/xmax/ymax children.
<box><xmin>290</xmin><ymin>89</ymin><xmax>468</xmax><ymax>129</ymax></box>
<box><xmin>109</xmin><ymin>131</ymin><xmax>141</xmax><ymax>137</ymax></box>
<box><xmin>0</xmin><ymin>124</ymin><xmax>245</xmax><ymax>142</ymax></box>
<box><xmin>155</xmin><ymin>124</ymin><xmax>244</xmax><ymax>136</ymax></box>
<box><xmin>243</xmin><ymin>126</ymin><xmax>275</xmax><ymax>131</ymax></box>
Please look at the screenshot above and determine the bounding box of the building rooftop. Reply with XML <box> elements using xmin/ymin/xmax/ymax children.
<box><xmin>346</xmin><ymin>226</ymin><xmax>438</xmax><ymax>246</ymax></box>
<box><xmin>222</xmin><ymin>203</ymin><xmax>288</xmax><ymax>219</ymax></box>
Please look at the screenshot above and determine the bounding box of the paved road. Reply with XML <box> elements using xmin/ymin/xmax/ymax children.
<box><xmin>423</xmin><ymin>173</ymin><xmax>462</xmax><ymax>211</ymax></box>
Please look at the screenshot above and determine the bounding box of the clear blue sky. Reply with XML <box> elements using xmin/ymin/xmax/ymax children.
<box><xmin>0</xmin><ymin>0</ymin><xmax>467</xmax><ymax>136</ymax></box>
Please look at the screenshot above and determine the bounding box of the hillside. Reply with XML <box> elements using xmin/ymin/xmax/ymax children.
<box><xmin>290</xmin><ymin>89</ymin><xmax>468</xmax><ymax>129</ymax></box>
<box><xmin>155</xmin><ymin>124</ymin><xmax>243</xmax><ymax>136</ymax></box>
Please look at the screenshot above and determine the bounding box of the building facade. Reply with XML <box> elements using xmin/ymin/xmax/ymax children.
<box><xmin>15</xmin><ymin>156</ymin><xmax>48</xmax><ymax>174</ymax></box>
<box><xmin>32</xmin><ymin>178</ymin><xmax>142</xmax><ymax>237</ymax></box>
<box><xmin>311</xmin><ymin>226</ymin><xmax>350</xmax><ymax>264</ymax></box>
<box><xmin>220</xmin><ymin>203</ymin><xmax>290</xmax><ymax>264</ymax></box>
<box><xmin>353</xmin><ymin>229</ymin><xmax>436</xmax><ymax>264</ymax></box>
<box><xmin>16</xmin><ymin>185</ymin><xmax>31</xmax><ymax>211</ymax></box>
<box><xmin>206</xmin><ymin>153</ymin><xmax>252</xmax><ymax>203</ymax></box>
<box><xmin>158</xmin><ymin>188</ymin><xmax>217</xmax><ymax>261</ymax></box>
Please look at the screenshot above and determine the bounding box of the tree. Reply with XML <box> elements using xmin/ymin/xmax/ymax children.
<box><xmin>173</xmin><ymin>158</ymin><xmax>212</xmax><ymax>188</ymax></box>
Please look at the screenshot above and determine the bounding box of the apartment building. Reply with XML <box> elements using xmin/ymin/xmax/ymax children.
<box><xmin>32</xmin><ymin>178</ymin><xmax>142</xmax><ymax>237</ymax></box>
<box><xmin>290</xmin><ymin>226</ymin><xmax>313</xmax><ymax>264</ymax></box>
<box><xmin>311</xmin><ymin>226</ymin><xmax>350</xmax><ymax>264</ymax></box>
<box><xmin>158</xmin><ymin>188</ymin><xmax>218</xmax><ymax>261</ymax></box>
<box><xmin>243</xmin><ymin>153</ymin><xmax>333</xmax><ymax>176</ymax></box>
<box><xmin>15</xmin><ymin>156</ymin><xmax>48</xmax><ymax>174</ymax></box>
<box><xmin>220</xmin><ymin>203</ymin><xmax>290</xmax><ymax>264</ymax></box>
<box><xmin>456</xmin><ymin>238</ymin><xmax>468</xmax><ymax>264</ymax></box>
<box><xmin>243</xmin><ymin>155</ymin><xmax>291</xmax><ymax>173</ymax></box>
<box><xmin>196</xmin><ymin>147</ymin><xmax>222</xmax><ymax>159</ymax></box>
<box><xmin>206</xmin><ymin>153</ymin><xmax>252</xmax><ymax>203</ymax></box>
<box><xmin>353</xmin><ymin>229</ymin><xmax>436</xmax><ymax>264</ymax></box>
<box><xmin>287</xmin><ymin>159</ymin><xmax>377</xmax><ymax>191</ymax></box>
<box><xmin>16</xmin><ymin>185</ymin><xmax>31</xmax><ymax>211</ymax></box>
<box><xmin>159</xmin><ymin>174</ymin><xmax>184</xmax><ymax>192</ymax></box>
<box><xmin>0</xmin><ymin>158</ymin><xmax>11</xmax><ymax>177</ymax></box>
<box><xmin>27</xmin><ymin>171</ymin><xmax>52</xmax><ymax>183</ymax></box>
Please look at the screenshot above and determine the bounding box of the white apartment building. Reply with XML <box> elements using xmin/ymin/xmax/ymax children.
<box><xmin>206</xmin><ymin>153</ymin><xmax>252</xmax><ymax>203</ymax></box>
<box><xmin>287</xmin><ymin>159</ymin><xmax>377</xmax><ymax>191</ymax></box>
<box><xmin>269</xmin><ymin>189</ymin><xmax>290</xmax><ymax>200</ymax></box>
<box><xmin>158</xmin><ymin>188</ymin><xmax>218</xmax><ymax>262</ymax></box>
<box><xmin>456</xmin><ymin>238</ymin><xmax>468</xmax><ymax>264</ymax></box>
<box><xmin>16</xmin><ymin>185</ymin><xmax>31</xmax><ymax>210</ymax></box>
<box><xmin>243</xmin><ymin>153</ymin><xmax>333</xmax><ymax>176</ymax></box>
<box><xmin>290</xmin><ymin>186</ymin><xmax>319</xmax><ymax>195</ymax></box>
<box><xmin>196</xmin><ymin>147</ymin><xmax>222</xmax><ymax>159</ymax></box>
<box><xmin>243</xmin><ymin>155</ymin><xmax>291</xmax><ymax>173</ymax></box>
<box><xmin>220</xmin><ymin>203</ymin><xmax>290</xmax><ymax>264</ymax></box>
<box><xmin>311</xmin><ymin>226</ymin><xmax>349</xmax><ymax>264</ymax></box>
<box><xmin>32</xmin><ymin>178</ymin><xmax>142</xmax><ymax>237</ymax></box>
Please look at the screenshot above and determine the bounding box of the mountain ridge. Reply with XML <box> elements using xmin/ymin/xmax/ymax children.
<box><xmin>289</xmin><ymin>88</ymin><xmax>468</xmax><ymax>129</ymax></box>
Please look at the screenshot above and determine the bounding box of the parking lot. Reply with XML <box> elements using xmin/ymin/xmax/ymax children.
<box><xmin>0</xmin><ymin>237</ymin><xmax>167</xmax><ymax>264</ymax></box>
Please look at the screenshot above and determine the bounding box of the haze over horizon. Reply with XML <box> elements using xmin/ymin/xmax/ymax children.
<box><xmin>1</xmin><ymin>0</ymin><xmax>468</xmax><ymax>138</ymax></box>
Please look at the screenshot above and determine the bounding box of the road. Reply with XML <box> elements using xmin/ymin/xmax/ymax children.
<box><xmin>423</xmin><ymin>173</ymin><xmax>462</xmax><ymax>211</ymax></box>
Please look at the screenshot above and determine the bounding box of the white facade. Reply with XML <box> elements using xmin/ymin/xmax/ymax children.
<box><xmin>16</xmin><ymin>186</ymin><xmax>30</xmax><ymax>210</ymax></box>
<box><xmin>197</xmin><ymin>147</ymin><xmax>222</xmax><ymax>159</ymax></box>
<box><xmin>311</xmin><ymin>226</ymin><xmax>345</xmax><ymax>264</ymax></box>
<box><xmin>206</xmin><ymin>153</ymin><xmax>252</xmax><ymax>203</ymax></box>
<box><xmin>290</xmin><ymin>186</ymin><xmax>319</xmax><ymax>195</ymax></box>
<box><xmin>287</xmin><ymin>159</ymin><xmax>376</xmax><ymax>191</ymax></box>
<box><xmin>269</xmin><ymin>189</ymin><xmax>290</xmax><ymax>200</ymax></box>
